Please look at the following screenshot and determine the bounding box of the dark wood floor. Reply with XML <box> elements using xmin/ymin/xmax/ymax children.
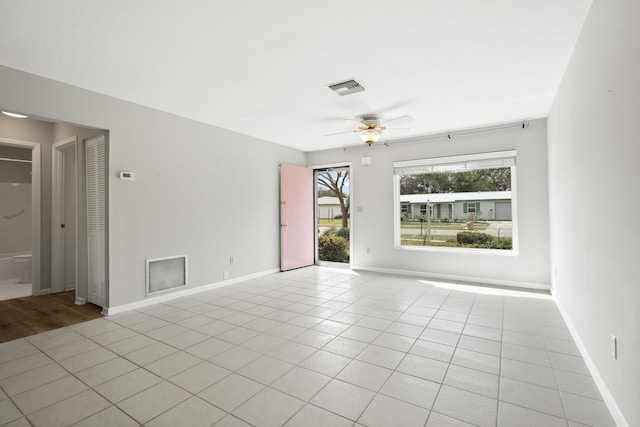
<box><xmin>0</xmin><ymin>291</ymin><xmax>103</xmax><ymax>343</ymax></box>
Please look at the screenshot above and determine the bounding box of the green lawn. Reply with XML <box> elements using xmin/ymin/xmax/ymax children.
<box><xmin>319</xmin><ymin>218</ymin><xmax>350</xmax><ymax>227</ymax></box>
<box><xmin>400</xmin><ymin>233</ymin><xmax>512</xmax><ymax>249</ymax></box>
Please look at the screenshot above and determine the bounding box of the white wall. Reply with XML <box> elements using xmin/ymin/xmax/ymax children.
<box><xmin>1</xmin><ymin>65</ymin><xmax>305</xmax><ymax>308</ymax></box>
<box><xmin>308</xmin><ymin>119</ymin><xmax>550</xmax><ymax>288</ymax></box>
<box><xmin>548</xmin><ymin>0</ymin><xmax>639</xmax><ymax>425</ymax></box>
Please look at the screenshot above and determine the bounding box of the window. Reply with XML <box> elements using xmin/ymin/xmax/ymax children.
<box><xmin>464</xmin><ymin>202</ymin><xmax>477</xmax><ymax>214</ymax></box>
<box><xmin>401</xmin><ymin>204</ymin><xmax>409</xmax><ymax>214</ymax></box>
<box><xmin>394</xmin><ymin>150</ymin><xmax>517</xmax><ymax>253</ymax></box>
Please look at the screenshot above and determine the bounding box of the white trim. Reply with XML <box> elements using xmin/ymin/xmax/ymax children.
<box><xmin>554</xmin><ymin>299</ymin><xmax>629</xmax><ymax>427</ymax></box>
<box><xmin>39</xmin><ymin>287</ymin><xmax>51</xmax><ymax>295</ymax></box>
<box><xmin>75</xmin><ymin>296</ymin><xmax>86</xmax><ymax>305</ymax></box>
<box><xmin>352</xmin><ymin>265</ymin><xmax>550</xmax><ymax>291</ymax></box>
<box><xmin>309</xmin><ymin>161</ymin><xmax>353</xmax><ymax>170</ymax></box>
<box><xmin>104</xmin><ymin>268</ymin><xmax>279</xmax><ymax>315</ymax></box>
<box><xmin>0</xmin><ymin>137</ymin><xmax>40</xmax><ymax>296</ymax></box>
<box><xmin>396</xmin><ymin>244</ymin><xmax>519</xmax><ymax>257</ymax></box>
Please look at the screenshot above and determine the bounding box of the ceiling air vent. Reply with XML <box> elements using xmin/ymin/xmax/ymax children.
<box><xmin>328</xmin><ymin>79</ymin><xmax>366</xmax><ymax>96</ymax></box>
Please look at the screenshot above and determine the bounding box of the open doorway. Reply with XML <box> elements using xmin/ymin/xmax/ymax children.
<box><xmin>0</xmin><ymin>114</ymin><xmax>107</xmax><ymax>310</ymax></box>
<box><xmin>0</xmin><ymin>141</ymin><xmax>38</xmax><ymax>300</ymax></box>
<box><xmin>315</xmin><ymin>166</ymin><xmax>351</xmax><ymax>266</ymax></box>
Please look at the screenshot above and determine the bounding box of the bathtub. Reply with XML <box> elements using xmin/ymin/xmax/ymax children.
<box><xmin>0</xmin><ymin>252</ymin><xmax>30</xmax><ymax>284</ymax></box>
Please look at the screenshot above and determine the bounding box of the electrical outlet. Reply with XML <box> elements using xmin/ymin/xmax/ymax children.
<box><xmin>223</xmin><ymin>271</ymin><xmax>229</xmax><ymax>280</ymax></box>
<box><xmin>229</xmin><ymin>256</ymin><xmax>234</xmax><ymax>265</ymax></box>
<box><xmin>610</xmin><ymin>335</ymin><xmax>617</xmax><ymax>359</ymax></box>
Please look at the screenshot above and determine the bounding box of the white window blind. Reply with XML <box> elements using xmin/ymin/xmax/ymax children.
<box><xmin>394</xmin><ymin>150</ymin><xmax>516</xmax><ymax>176</ymax></box>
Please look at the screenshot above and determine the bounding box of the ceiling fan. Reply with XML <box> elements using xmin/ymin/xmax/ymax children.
<box><xmin>324</xmin><ymin>114</ymin><xmax>413</xmax><ymax>146</ymax></box>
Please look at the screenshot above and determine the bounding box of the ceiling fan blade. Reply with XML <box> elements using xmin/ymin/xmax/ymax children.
<box><xmin>380</xmin><ymin>115</ymin><xmax>413</xmax><ymax>126</ymax></box>
<box><xmin>375</xmin><ymin>99</ymin><xmax>418</xmax><ymax>114</ymax></box>
<box><xmin>318</xmin><ymin>116</ymin><xmax>359</xmax><ymax>123</ymax></box>
<box><xmin>323</xmin><ymin>130</ymin><xmax>357</xmax><ymax>137</ymax></box>
<box><xmin>385</xmin><ymin>127</ymin><xmax>411</xmax><ymax>131</ymax></box>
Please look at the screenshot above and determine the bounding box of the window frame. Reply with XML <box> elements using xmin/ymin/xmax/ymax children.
<box><xmin>393</xmin><ymin>150</ymin><xmax>518</xmax><ymax>256</ymax></box>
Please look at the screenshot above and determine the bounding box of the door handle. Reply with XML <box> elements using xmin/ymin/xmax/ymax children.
<box><xmin>281</xmin><ymin>223</ymin><xmax>288</xmax><ymax>227</ymax></box>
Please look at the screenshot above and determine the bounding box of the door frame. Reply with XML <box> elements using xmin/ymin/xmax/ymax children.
<box><xmin>0</xmin><ymin>137</ymin><xmax>41</xmax><ymax>295</ymax></box>
<box><xmin>312</xmin><ymin>162</ymin><xmax>353</xmax><ymax>268</ymax></box>
<box><xmin>51</xmin><ymin>136</ymin><xmax>78</xmax><ymax>294</ymax></box>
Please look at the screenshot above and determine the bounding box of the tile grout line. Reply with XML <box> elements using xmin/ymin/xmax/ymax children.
<box><xmin>350</xmin><ymin>287</ymin><xmax>432</xmax><ymax>425</ymax></box>
<box><xmin>421</xmin><ymin>289</ymin><xmax>477</xmax><ymax>427</ymax></box>
<box><xmin>495</xmin><ymin>293</ymin><xmax>506</xmax><ymax>427</ymax></box>
<box><xmin>0</xmin><ymin>268</ymin><xmax>611</xmax><ymax>427</ymax></box>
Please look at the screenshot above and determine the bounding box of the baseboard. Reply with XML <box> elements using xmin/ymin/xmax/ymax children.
<box><xmin>352</xmin><ymin>265</ymin><xmax>550</xmax><ymax>291</ymax></box>
<box><xmin>37</xmin><ymin>287</ymin><xmax>51</xmax><ymax>296</ymax></box>
<box><xmin>554</xmin><ymin>299</ymin><xmax>629</xmax><ymax>427</ymax></box>
<box><xmin>104</xmin><ymin>268</ymin><xmax>279</xmax><ymax>316</ymax></box>
<box><xmin>75</xmin><ymin>296</ymin><xmax>86</xmax><ymax>305</ymax></box>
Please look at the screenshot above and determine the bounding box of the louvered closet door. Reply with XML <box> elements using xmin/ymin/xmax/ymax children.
<box><xmin>86</xmin><ymin>136</ymin><xmax>106</xmax><ymax>307</ymax></box>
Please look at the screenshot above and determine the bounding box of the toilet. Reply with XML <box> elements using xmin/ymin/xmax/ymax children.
<box><xmin>12</xmin><ymin>253</ymin><xmax>32</xmax><ymax>284</ymax></box>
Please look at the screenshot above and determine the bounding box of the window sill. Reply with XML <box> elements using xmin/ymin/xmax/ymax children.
<box><xmin>395</xmin><ymin>245</ymin><xmax>519</xmax><ymax>257</ymax></box>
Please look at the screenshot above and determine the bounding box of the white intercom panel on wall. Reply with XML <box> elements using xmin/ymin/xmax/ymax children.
<box><xmin>119</xmin><ymin>171</ymin><xmax>135</xmax><ymax>181</ymax></box>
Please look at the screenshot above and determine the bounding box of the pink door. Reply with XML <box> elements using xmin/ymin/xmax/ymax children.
<box><xmin>280</xmin><ymin>164</ymin><xmax>314</xmax><ymax>271</ymax></box>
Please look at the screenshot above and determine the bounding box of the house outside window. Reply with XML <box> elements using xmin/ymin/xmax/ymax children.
<box><xmin>394</xmin><ymin>150</ymin><xmax>517</xmax><ymax>253</ymax></box>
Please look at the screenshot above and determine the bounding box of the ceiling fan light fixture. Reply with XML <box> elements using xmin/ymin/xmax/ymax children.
<box><xmin>1</xmin><ymin>111</ymin><xmax>28</xmax><ymax>119</ymax></box>
<box><xmin>360</xmin><ymin>129</ymin><xmax>381</xmax><ymax>146</ymax></box>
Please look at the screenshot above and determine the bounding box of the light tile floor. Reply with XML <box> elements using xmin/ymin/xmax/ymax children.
<box><xmin>0</xmin><ymin>267</ymin><xmax>617</xmax><ymax>426</ymax></box>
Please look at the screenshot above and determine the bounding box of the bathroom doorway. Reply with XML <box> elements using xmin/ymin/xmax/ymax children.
<box><xmin>0</xmin><ymin>139</ymin><xmax>41</xmax><ymax>301</ymax></box>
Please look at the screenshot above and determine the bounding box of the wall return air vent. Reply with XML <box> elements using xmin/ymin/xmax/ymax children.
<box><xmin>146</xmin><ymin>255</ymin><xmax>187</xmax><ymax>296</ymax></box>
<box><xmin>328</xmin><ymin>79</ymin><xmax>366</xmax><ymax>96</ymax></box>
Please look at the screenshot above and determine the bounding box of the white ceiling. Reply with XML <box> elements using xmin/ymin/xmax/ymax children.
<box><xmin>0</xmin><ymin>1</ymin><xmax>592</xmax><ymax>152</ymax></box>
